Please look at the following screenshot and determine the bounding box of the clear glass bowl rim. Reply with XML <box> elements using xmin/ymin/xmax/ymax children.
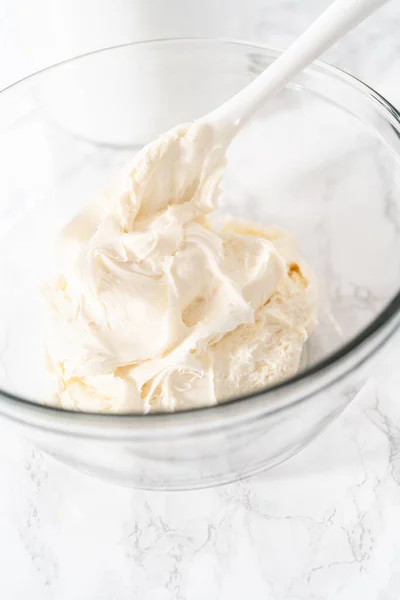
<box><xmin>1</xmin><ymin>37</ymin><xmax>400</xmax><ymax>431</ymax></box>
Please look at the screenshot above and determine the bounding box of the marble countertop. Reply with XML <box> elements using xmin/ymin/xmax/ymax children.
<box><xmin>1</xmin><ymin>1</ymin><xmax>400</xmax><ymax>598</ymax></box>
<box><xmin>2</xmin><ymin>347</ymin><xmax>400</xmax><ymax>600</ymax></box>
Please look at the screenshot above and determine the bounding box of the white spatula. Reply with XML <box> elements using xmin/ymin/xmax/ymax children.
<box><xmin>201</xmin><ymin>0</ymin><xmax>389</xmax><ymax>133</ymax></box>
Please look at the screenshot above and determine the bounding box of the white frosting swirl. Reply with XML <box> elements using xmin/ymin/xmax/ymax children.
<box><xmin>43</xmin><ymin>122</ymin><xmax>318</xmax><ymax>413</ymax></box>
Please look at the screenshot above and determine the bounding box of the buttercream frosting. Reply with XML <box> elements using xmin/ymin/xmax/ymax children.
<box><xmin>43</xmin><ymin>122</ymin><xmax>318</xmax><ymax>413</ymax></box>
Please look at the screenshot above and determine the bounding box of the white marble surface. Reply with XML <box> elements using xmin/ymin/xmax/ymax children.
<box><xmin>1</xmin><ymin>1</ymin><xmax>400</xmax><ymax>598</ymax></box>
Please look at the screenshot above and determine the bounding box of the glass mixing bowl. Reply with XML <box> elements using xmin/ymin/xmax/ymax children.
<box><xmin>0</xmin><ymin>39</ymin><xmax>400</xmax><ymax>490</ymax></box>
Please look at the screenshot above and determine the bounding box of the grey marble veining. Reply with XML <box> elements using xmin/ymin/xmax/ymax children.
<box><xmin>1</xmin><ymin>1</ymin><xmax>400</xmax><ymax>598</ymax></box>
<box><xmin>2</xmin><ymin>371</ymin><xmax>400</xmax><ymax>599</ymax></box>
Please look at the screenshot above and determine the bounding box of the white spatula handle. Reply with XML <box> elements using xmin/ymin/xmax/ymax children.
<box><xmin>205</xmin><ymin>0</ymin><xmax>389</xmax><ymax>129</ymax></box>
